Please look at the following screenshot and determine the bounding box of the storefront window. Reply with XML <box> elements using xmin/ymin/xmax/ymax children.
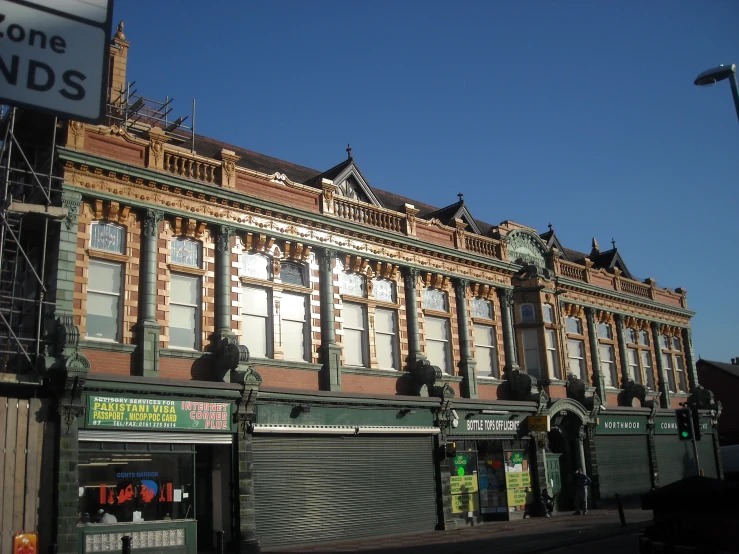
<box><xmin>79</xmin><ymin>451</ymin><xmax>194</xmax><ymax>523</ymax></box>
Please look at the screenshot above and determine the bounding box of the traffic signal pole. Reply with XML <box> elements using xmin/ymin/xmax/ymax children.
<box><xmin>690</xmin><ymin>426</ymin><xmax>700</xmax><ymax>476</ymax></box>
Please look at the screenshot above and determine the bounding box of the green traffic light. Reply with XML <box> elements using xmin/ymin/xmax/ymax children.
<box><xmin>681</xmin><ymin>431</ymin><xmax>689</xmax><ymax>438</ymax></box>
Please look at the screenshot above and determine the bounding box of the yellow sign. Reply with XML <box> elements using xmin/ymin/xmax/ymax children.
<box><xmin>504</xmin><ymin>472</ymin><xmax>531</xmax><ymax>489</ymax></box>
<box><xmin>452</xmin><ymin>492</ymin><xmax>480</xmax><ymax>513</ymax></box>
<box><xmin>528</xmin><ymin>415</ymin><xmax>550</xmax><ymax>432</ymax></box>
<box><xmin>450</xmin><ymin>475</ymin><xmax>479</xmax><ymax>495</ymax></box>
<box><xmin>506</xmin><ymin>487</ymin><xmax>530</xmax><ymax>508</ymax></box>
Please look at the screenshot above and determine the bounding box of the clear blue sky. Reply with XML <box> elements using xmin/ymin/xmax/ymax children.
<box><xmin>112</xmin><ymin>1</ymin><xmax>738</xmax><ymax>362</ymax></box>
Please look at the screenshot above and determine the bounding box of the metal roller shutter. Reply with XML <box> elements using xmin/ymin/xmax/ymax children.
<box><xmin>253</xmin><ymin>435</ymin><xmax>438</xmax><ymax>548</ymax></box>
<box><xmin>594</xmin><ymin>436</ymin><xmax>651</xmax><ymax>500</ymax></box>
<box><xmin>655</xmin><ymin>435</ymin><xmax>694</xmax><ymax>486</ymax></box>
<box><xmin>697</xmin><ymin>439</ymin><xmax>717</xmax><ymax>478</ymax></box>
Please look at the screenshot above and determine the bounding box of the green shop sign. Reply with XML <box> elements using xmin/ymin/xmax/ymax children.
<box><xmin>654</xmin><ymin>416</ymin><xmax>711</xmax><ymax>435</ymax></box>
<box><xmin>596</xmin><ymin>415</ymin><xmax>647</xmax><ymax>435</ymax></box>
<box><xmin>454</xmin><ymin>412</ymin><xmax>521</xmax><ymax>435</ymax></box>
<box><xmin>87</xmin><ymin>395</ymin><xmax>234</xmax><ymax>432</ymax></box>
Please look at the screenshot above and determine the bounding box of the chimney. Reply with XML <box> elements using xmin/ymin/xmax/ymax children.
<box><xmin>108</xmin><ymin>21</ymin><xmax>130</xmax><ymax>106</ymax></box>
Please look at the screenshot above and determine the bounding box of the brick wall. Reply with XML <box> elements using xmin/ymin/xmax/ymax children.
<box><xmin>255</xmin><ymin>366</ymin><xmax>320</xmax><ymax>391</ymax></box>
<box><xmin>342</xmin><ymin>374</ymin><xmax>401</xmax><ymax>395</ymax></box>
<box><xmin>83</xmin><ymin>349</ymin><xmax>133</xmax><ymax>375</ymax></box>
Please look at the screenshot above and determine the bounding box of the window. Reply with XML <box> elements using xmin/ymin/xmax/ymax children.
<box><xmin>599</xmin><ymin>344</ymin><xmax>618</xmax><ymax>387</ymax></box>
<box><xmin>241</xmin><ymin>287</ymin><xmax>270</xmax><ymax>358</ymax></box>
<box><xmin>639</xmin><ymin>330</ymin><xmax>650</xmax><ymax>346</ymax></box>
<box><xmin>663</xmin><ymin>354</ymin><xmax>676</xmax><ymax>393</ymax></box>
<box><xmin>627</xmin><ymin>348</ymin><xmax>641</xmax><ymax>384</ymax></box>
<box><xmin>86</xmin><ymin>260</ymin><xmax>123</xmax><ymax>341</ymax></box>
<box><xmin>471</xmin><ymin>297</ymin><xmax>493</xmax><ymax>320</ymax></box>
<box><xmin>375</xmin><ymin>308</ymin><xmax>398</xmax><ymax>369</ymax></box>
<box><xmin>566</xmin><ymin>316</ymin><xmax>582</xmax><ymax>335</ymax></box>
<box><xmin>280</xmin><ymin>263</ymin><xmax>305</xmax><ymax>286</ymax></box>
<box><xmin>422</xmin><ymin>288</ymin><xmax>447</xmax><ymax>311</ymax></box>
<box><xmin>542</xmin><ymin>304</ymin><xmax>555</xmax><ymax>324</ymax></box>
<box><xmin>520</xmin><ymin>304</ymin><xmax>535</xmax><ymax>323</ymax></box>
<box><xmin>661</xmin><ymin>333</ymin><xmax>687</xmax><ymax>393</ymax></box>
<box><xmin>642</xmin><ymin>351</ymin><xmax>655</xmax><ymax>390</ymax></box>
<box><xmin>373</xmin><ymin>279</ymin><xmax>395</xmax><ymax>303</ymax></box>
<box><xmin>676</xmin><ymin>355</ymin><xmax>687</xmax><ymax>392</ymax></box>
<box><xmin>90</xmin><ymin>222</ymin><xmax>125</xmax><ymax>253</ymax></box>
<box><xmin>661</xmin><ymin>334</ymin><xmax>671</xmax><ymax>350</ymax></box>
<box><xmin>243</xmin><ymin>253</ymin><xmax>271</xmax><ymax>280</ymax></box>
<box><xmin>672</xmin><ymin>336</ymin><xmax>681</xmax><ymax>351</ymax></box>
<box><xmin>339</xmin><ymin>272</ymin><xmax>366</xmax><ymax>297</ymax></box>
<box><xmin>281</xmin><ymin>292</ymin><xmax>308</xmax><ymax>361</ymax></box>
<box><xmin>474</xmin><ymin>324</ymin><xmax>498</xmax><ymax>377</ymax></box>
<box><xmin>568</xmin><ymin>339</ymin><xmax>586</xmax><ymax>380</ymax></box>
<box><xmin>597</xmin><ymin>322</ymin><xmax>613</xmax><ymax>339</ymax></box>
<box><xmin>426</xmin><ymin>316</ymin><xmax>451</xmax><ymax>374</ymax></box>
<box><xmin>343</xmin><ymin>303</ymin><xmax>366</xmax><ymax>366</ymax></box>
<box><xmin>521</xmin><ymin>328</ymin><xmax>541</xmax><ymax>378</ymax></box>
<box><xmin>625</xmin><ymin>328</ymin><xmax>637</xmax><ymax>344</ymax></box>
<box><xmin>171</xmin><ymin>237</ymin><xmax>200</xmax><ymax>267</ymax></box>
<box><xmin>170</xmin><ymin>274</ymin><xmax>199</xmax><ymax>349</ymax></box>
<box><xmin>545</xmin><ymin>329</ymin><xmax>560</xmax><ymax>377</ymax></box>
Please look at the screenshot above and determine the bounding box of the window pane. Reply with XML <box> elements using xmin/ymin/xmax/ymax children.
<box><xmin>344</xmin><ymin>328</ymin><xmax>364</xmax><ymax>366</ymax></box>
<box><xmin>375</xmin><ymin>309</ymin><xmax>395</xmax><ymax>334</ymax></box>
<box><xmin>522</xmin><ymin>328</ymin><xmax>540</xmax><ymax>377</ymax></box>
<box><xmin>243</xmin><ymin>254</ymin><xmax>270</xmax><ymax>280</ymax></box>
<box><xmin>627</xmin><ymin>348</ymin><xmax>640</xmax><ymax>383</ymax></box>
<box><xmin>642</xmin><ymin>351</ymin><xmax>654</xmax><ymax>389</ymax></box>
<box><xmin>171</xmin><ymin>238</ymin><xmax>200</xmax><ymax>267</ymax></box>
<box><xmin>625</xmin><ymin>329</ymin><xmax>637</xmax><ymax>344</ymax></box>
<box><xmin>661</xmin><ymin>335</ymin><xmax>670</xmax><ymax>350</ymax></box>
<box><xmin>472</xmin><ymin>297</ymin><xmax>493</xmax><ymax>319</ymax></box>
<box><xmin>568</xmin><ymin>339</ymin><xmax>585</xmax><ymax>380</ymax></box>
<box><xmin>566</xmin><ymin>317</ymin><xmax>582</xmax><ymax>335</ymax></box>
<box><xmin>476</xmin><ymin>345</ymin><xmax>497</xmax><ymax>376</ymax></box>
<box><xmin>339</xmin><ymin>272</ymin><xmax>366</xmax><ymax>297</ymax></box>
<box><xmin>89</xmin><ymin>261</ymin><xmax>121</xmax><ymax>293</ymax></box>
<box><xmin>90</xmin><ymin>222</ymin><xmax>125</xmax><ymax>253</ymax></box>
<box><xmin>343</xmin><ymin>303</ymin><xmax>364</xmax><ymax>329</ymax></box>
<box><xmin>639</xmin><ymin>331</ymin><xmax>650</xmax><ymax>346</ymax></box>
<box><xmin>171</xmin><ymin>275</ymin><xmax>198</xmax><ymax>305</ymax></box>
<box><xmin>280</xmin><ymin>263</ymin><xmax>305</xmax><ymax>286</ymax></box>
<box><xmin>242</xmin><ymin>287</ymin><xmax>269</xmax><ymax>316</ymax></box>
<box><xmin>672</xmin><ymin>336</ymin><xmax>681</xmax><ymax>351</ymax></box>
<box><xmin>597</xmin><ymin>323</ymin><xmax>612</xmax><ymax>339</ymax></box>
<box><xmin>422</xmin><ymin>289</ymin><xmax>447</xmax><ymax>311</ymax></box>
<box><xmin>545</xmin><ymin>329</ymin><xmax>559</xmax><ymax>375</ymax></box>
<box><xmin>282</xmin><ymin>293</ymin><xmax>306</xmax><ymax>321</ymax></box>
<box><xmin>474</xmin><ymin>324</ymin><xmax>494</xmax><ymax>347</ymax></box>
<box><xmin>542</xmin><ymin>304</ymin><xmax>554</xmax><ymax>324</ymax></box>
<box><xmin>242</xmin><ymin>314</ymin><xmax>267</xmax><ymax>358</ymax></box>
<box><xmin>599</xmin><ymin>344</ymin><xmax>616</xmax><ymax>387</ymax></box>
<box><xmin>86</xmin><ymin>293</ymin><xmax>119</xmax><ymax>340</ymax></box>
<box><xmin>373</xmin><ymin>279</ymin><xmax>395</xmax><ymax>303</ymax></box>
<box><xmin>520</xmin><ymin>305</ymin><xmax>535</xmax><ymax>323</ymax></box>
<box><xmin>282</xmin><ymin>320</ymin><xmax>305</xmax><ymax>361</ymax></box>
<box><xmin>425</xmin><ymin>317</ymin><xmax>448</xmax><ymax>340</ymax></box>
<box><xmin>376</xmin><ymin>334</ymin><xmax>396</xmax><ymax>369</ymax></box>
<box><xmin>676</xmin><ymin>355</ymin><xmax>686</xmax><ymax>392</ymax></box>
<box><xmin>170</xmin><ymin>305</ymin><xmax>196</xmax><ymax>349</ymax></box>
<box><xmin>427</xmin><ymin>341</ymin><xmax>449</xmax><ymax>374</ymax></box>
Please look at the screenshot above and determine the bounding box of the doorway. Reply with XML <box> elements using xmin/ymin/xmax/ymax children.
<box><xmin>547</xmin><ymin>413</ymin><xmax>584</xmax><ymax>512</ymax></box>
<box><xmin>195</xmin><ymin>444</ymin><xmax>233</xmax><ymax>552</ymax></box>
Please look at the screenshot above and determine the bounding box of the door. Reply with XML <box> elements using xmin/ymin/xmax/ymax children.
<box><xmin>195</xmin><ymin>446</ymin><xmax>212</xmax><ymax>552</ymax></box>
<box><xmin>594</xmin><ymin>435</ymin><xmax>652</xmax><ymax>503</ymax></box>
<box><xmin>253</xmin><ymin>435</ymin><xmax>438</xmax><ymax>549</ymax></box>
<box><xmin>546</xmin><ymin>454</ymin><xmax>562</xmax><ymax>502</ymax></box>
<box><xmin>655</xmin><ymin>436</ymin><xmax>695</xmax><ymax>486</ymax></box>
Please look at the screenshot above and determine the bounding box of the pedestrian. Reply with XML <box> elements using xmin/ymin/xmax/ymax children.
<box><xmin>542</xmin><ymin>488</ymin><xmax>556</xmax><ymax>514</ymax></box>
<box><xmin>96</xmin><ymin>508</ymin><xmax>117</xmax><ymax>523</ymax></box>
<box><xmin>573</xmin><ymin>468</ymin><xmax>592</xmax><ymax>515</ymax></box>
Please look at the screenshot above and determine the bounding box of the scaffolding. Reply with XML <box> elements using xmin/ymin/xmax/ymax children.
<box><xmin>0</xmin><ymin>105</ymin><xmax>65</xmax><ymax>376</ymax></box>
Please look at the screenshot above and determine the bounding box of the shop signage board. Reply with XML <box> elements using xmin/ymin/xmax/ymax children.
<box><xmin>595</xmin><ymin>415</ymin><xmax>647</xmax><ymax>435</ymax></box>
<box><xmin>455</xmin><ymin>412</ymin><xmax>521</xmax><ymax>435</ymax></box>
<box><xmin>654</xmin><ymin>416</ymin><xmax>710</xmax><ymax>435</ymax></box>
<box><xmin>527</xmin><ymin>415</ymin><xmax>550</xmax><ymax>432</ymax></box>
<box><xmin>87</xmin><ymin>395</ymin><xmax>234</xmax><ymax>432</ymax></box>
<box><xmin>0</xmin><ymin>0</ymin><xmax>113</xmax><ymax>123</ymax></box>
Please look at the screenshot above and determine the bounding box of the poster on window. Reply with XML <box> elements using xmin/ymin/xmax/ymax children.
<box><xmin>87</xmin><ymin>395</ymin><xmax>233</xmax><ymax>431</ymax></box>
<box><xmin>504</xmin><ymin>450</ymin><xmax>532</xmax><ymax>512</ymax></box>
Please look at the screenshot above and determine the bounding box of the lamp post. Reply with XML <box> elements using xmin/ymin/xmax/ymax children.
<box><xmin>693</xmin><ymin>64</ymin><xmax>739</xmax><ymax>125</ymax></box>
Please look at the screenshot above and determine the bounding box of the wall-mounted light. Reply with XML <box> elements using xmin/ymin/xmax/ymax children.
<box><xmin>295</xmin><ymin>405</ymin><xmax>311</xmax><ymax>414</ymax></box>
<box><xmin>398</xmin><ymin>408</ymin><xmax>415</xmax><ymax>416</ymax></box>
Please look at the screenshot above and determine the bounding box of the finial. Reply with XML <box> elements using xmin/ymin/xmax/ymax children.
<box><xmin>115</xmin><ymin>20</ymin><xmax>125</xmax><ymax>40</ymax></box>
<box><xmin>346</xmin><ymin>144</ymin><xmax>352</xmax><ymax>160</ymax></box>
<box><xmin>591</xmin><ymin>237</ymin><xmax>600</xmax><ymax>252</ymax></box>
<box><xmin>457</xmin><ymin>193</ymin><xmax>464</xmax><ymax>202</ymax></box>
<box><xmin>548</xmin><ymin>222</ymin><xmax>553</xmax><ymax>232</ymax></box>
<box><xmin>611</xmin><ymin>238</ymin><xmax>616</xmax><ymax>249</ymax></box>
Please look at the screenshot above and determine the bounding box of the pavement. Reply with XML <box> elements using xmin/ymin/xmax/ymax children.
<box><xmin>267</xmin><ymin>508</ymin><xmax>653</xmax><ymax>554</ymax></box>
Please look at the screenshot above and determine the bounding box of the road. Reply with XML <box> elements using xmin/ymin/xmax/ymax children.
<box><xmin>539</xmin><ymin>531</ymin><xmax>641</xmax><ymax>553</ymax></box>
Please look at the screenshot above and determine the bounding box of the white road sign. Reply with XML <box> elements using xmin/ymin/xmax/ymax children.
<box><xmin>0</xmin><ymin>0</ymin><xmax>113</xmax><ymax>123</ymax></box>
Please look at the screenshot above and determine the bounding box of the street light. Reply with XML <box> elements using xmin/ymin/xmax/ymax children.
<box><xmin>693</xmin><ymin>64</ymin><xmax>739</xmax><ymax>125</ymax></box>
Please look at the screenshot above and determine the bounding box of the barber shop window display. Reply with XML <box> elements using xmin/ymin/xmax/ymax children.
<box><xmin>78</xmin><ymin>450</ymin><xmax>194</xmax><ymax>523</ymax></box>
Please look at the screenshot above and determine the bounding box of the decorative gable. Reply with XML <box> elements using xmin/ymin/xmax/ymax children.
<box><xmin>505</xmin><ymin>229</ymin><xmax>549</xmax><ymax>269</ymax></box>
<box><xmin>333</xmin><ymin>164</ymin><xmax>382</xmax><ymax>207</ymax></box>
<box><xmin>455</xmin><ymin>206</ymin><xmax>481</xmax><ymax>235</ymax></box>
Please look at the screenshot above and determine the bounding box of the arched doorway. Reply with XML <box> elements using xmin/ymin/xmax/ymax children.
<box><xmin>543</xmin><ymin>400</ymin><xmax>590</xmax><ymax>512</ymax></box>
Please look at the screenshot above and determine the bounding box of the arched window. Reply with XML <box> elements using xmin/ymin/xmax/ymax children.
<box><xmin>542</xmin><ymin>304</ymin><xmax>555</xmax><ymax>324</ymax></box>
<box><xmin>520</xmin><ymin>304</ymin><xmax>535</xmax><ymax>323</ymax></box>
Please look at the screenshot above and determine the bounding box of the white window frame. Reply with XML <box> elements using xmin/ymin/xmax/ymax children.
<box><xmin>642</xmin><ymin>351</ymin><xmax>655</xmax><ymax>390</ymax></box>
<box><xmin>425</xmin><ymin>315</ymin><xmax>452</xmax><ymax>374</ymax></box>
<box><xmin>240</xmin><ymin>285</ymin><xmax>272</xmax><ymax>359</ymax></box>
<box><xmin>627</xmin><ymin>347</ymin><xmax>641</xmax><ymax>385</ymax></box>
<box><xmin>675</xmin><ymin>355</ymin><xmax>687</xmax><ymax>392</ymax></box>
<box><xmin>521</xmin><ymin>328</ymin><xmax>541</xmax><ymax>378</ymax></box>
<box><xmin>474</xmin><ymin>323</ymin><xmax>498</xmax><ymax>378</ymax></box>
<box><xmin>568</xmin><ymin>338</ymin><xmax>586</xmax><ymax>380</ymax></box>
<box><xmin>566</xmin><ymin>316</ymin><xmax>582</xmax><ymax>335</ymax></box>
<box><xmin>599</xmin><ymin>343</ymin><xmax>617</xmax><ymax>387</ymax></box>
<box><xmin>169</xmin><ymin>273</ymin><xmax>200</xmax><ymax>350</ymax></box>
<box><xmin>545</xmin><ymin>328</ymin><xmax>559</xmax><ymax>378</ymax></box>
<box><xmin>542</xmin><ymin>304</ymin><xmax>555</xmax><ymax>324</ymax></box>
<box><xmin>343</xmin><ymin>302</ymin><xmax>368</xmax><ymax>367</ymax></box>
<box><xmin>663</xmin><ymin>353</ymin><xmax>676</xmax><ymax>393</ymax></box>
<box><xmin>281</xmin><ymin>291</ymin><xmax>309</xmax><ymax>362</ymax></box>
<box><xmin>374</xmin><ymin>307</ymin><xmax>399</xmax><ymax>370</ymax></box>
<box><xmin>86</xmin><ymin>259</ymin><xmax>123</xmax><ymax>342</ymax></box>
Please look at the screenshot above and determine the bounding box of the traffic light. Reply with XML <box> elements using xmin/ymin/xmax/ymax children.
<box><xmin>675</xmin><ymin>408</ymin><xmax>693</xmax><ymax>441</ymax></box>
<box><xmin>690</xmin><ymin>405</ymin><xmax>702</xmax><ymax>441</ymax></box>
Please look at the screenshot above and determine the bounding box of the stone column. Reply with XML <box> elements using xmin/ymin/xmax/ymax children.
<box><xmin>138</xmin><ymin>209</ymin><xmax>163</xmax><ymax>377</ymax></box>
<box><xmin>585</xmin><ymin>308</ymin><xmax>606</xmax><ymax>402</ymax></box>
<box><xmin>681</xmin><ymin>327</ymin><xmax>699</xmax><ymax>391</ymax></box>
<box><xmin>646</xmin><ymin>422</ymin><xmax>659</xmax><ymax>488</ymax></box>
<box><xmin>576</xmin><ymin>426</ymin><xmax>588</xmax><ymax>476</ymax></box>
<box><xmin>497</xmin><ymin>288</ymin><xmax>519</xmax><ymax>374</ymax></box>
<box><xmin>651</xmin><ymin>322</ymin><xmax>671</xmax><ymax>408</ymax></box>
<box><xmin>55</xmin><ymin>407</ymin><xmax>84</xmax><ymax>554</ymax></box>
<box><xmin>404</xmin><ymin>267</ymin><xmax>425</xmax><ymax>367</ymax></box>
<box><xmin>318</xmin><ymin>248</ymin><xmax>341</xmax><ymax>391</ymax></box>
<box><xmin>214</xmin><ymin>225</ymin><xmax>235</xmax><ymax>335</ymax></box>
<box><xmin>454</xmin><ymin>279</ymin><xmax>477</xmax><ymax>398</ymax></box>
<box><xmin>614</xmin><ymin>314</ymin><xmax>631</xmax><ymax>388</ymax></box>
<box><xmin>234</xmin><ymin>378</ymin><xmax>261</xmax><ymax>554</ymax></box>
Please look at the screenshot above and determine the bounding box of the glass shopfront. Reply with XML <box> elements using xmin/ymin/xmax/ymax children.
<box><xmin>78</xmin><ymin>447</ymin><xmax>195</xmax><ymax>523</ymax></box>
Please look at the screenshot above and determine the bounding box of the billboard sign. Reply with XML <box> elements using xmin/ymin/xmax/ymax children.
<box><xmin>0</xmin><ymin>0</ymin><xmax>113</xmax><ymax>123</ymax></box>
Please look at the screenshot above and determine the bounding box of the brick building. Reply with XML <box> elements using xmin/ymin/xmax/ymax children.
<box><xmin>696</xmin><ymin>358</ymin><xmax>738</xmax><ymax>446</ymax></box>
<box><xmin>0</xmin><ymin>23</ymin><xmax>723</xmax><ymax>554</ymax></box>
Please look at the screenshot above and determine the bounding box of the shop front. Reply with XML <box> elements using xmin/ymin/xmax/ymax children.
<box><xmin>446</xmin><ymin>409</ymin><xmax>532</xmax><ymax>523</ymax></box>
<box><xmin>76</xmin><ymin>392</ymin><xmax>237</xmax><ymax>554</ymax></box>
<box><xmin>251</xmin><ymin>396</ymin><xmax>440</xmax><ymax>549</ymax></box>
<box><xmin>654</xmin><ymin>413</ymin><xmax>716</xmax><ymax>485</ymax></box>
<box><xmin>592</xmin><ymin>412</ymin><xmax>652</xmax><ymax>506</ymax></box>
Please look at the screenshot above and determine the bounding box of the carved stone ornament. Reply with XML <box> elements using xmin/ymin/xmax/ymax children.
<box><xmin>505</xmin><ymin>229</ymin><xmax>548</xmax><ymax>269</ymax></box>
<box><xmin>318</xmin><ymin>249</ymin><xmax>336</xmax><ymax>274</ymax></box>
<box><xmin>499</xmin><ymin>288</ymin><xmax>514</xmax><ymax>308</ymax></box>
<box><xmin>143</xmin><ymin>209</ymin><xmax>164</xmax><ymax>238</ymax></box>
<box><xmin>56</xmin><ymin>315</ymin><xmax>80</xmax><ymax>355</ymax></box>
<box><xmin>454</xmin><ymin>279</ymin><xmax>469</xmax><ymax>299</ymax></box>
<box><xmin>216</xmin><ymin>225</ymin><xmax>234</xmax><ymax>253</ymax></box>
<box><xmin>404</xmin><ymin>268</ymin><xmax>420</xmax><ymax>290</ymax></box>
<box><xmin>62</xmin><ymin>191</ymin><xmax>82</xmax><ymax>230</ymax></box>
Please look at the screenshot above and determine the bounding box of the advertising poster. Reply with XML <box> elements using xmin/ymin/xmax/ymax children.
<box><xmin>449</xmin><ymin>453</ymin><xmax>480</xmax><ymax>514</ymax></box>
<box><xmin>504</xmin><ymin>451</ymin><xmax>532</xmax><ymax>512</ymax></box>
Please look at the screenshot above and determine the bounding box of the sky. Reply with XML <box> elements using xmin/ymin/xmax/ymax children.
<box><xmin>111</xmin><ymin>1</ymin><xmax>738</xmax><ymax>362</ymax></box>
